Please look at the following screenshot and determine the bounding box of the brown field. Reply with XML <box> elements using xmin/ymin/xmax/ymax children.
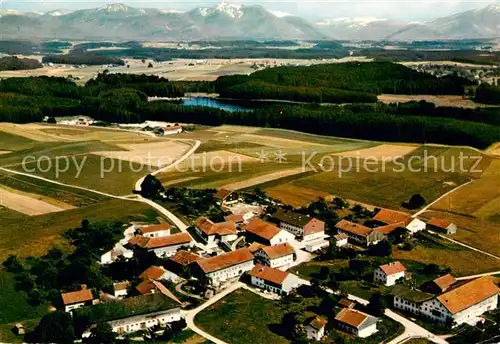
<box><xmin>162</xmin><ymin>176</ymin><xmax>200</xmax><ymax>187</ymax></box>
<box><xmin>221</xmin><ymin>167</ymin><xmax>310</xmax><ymax>190</ymax></box>
<box><xmin>0</xmin><ymin>186</ymin><xmax>69</xmax><ymax>215</ymax></box>
<box><xmin>487</xmin><ymin>143</ymin><xmax>500</xmax><ymax>157</ymax></box>
<box><xmin>378</xmin><ymin>94</ymin><xmax>492</xmax><ymax>108</ymax></box>
<box><xmin>265</xmin><ymin>184</ymin><xmax>330</xmax><ymax>207</ymax></box>
<box><xmin>332</xmin><ymin>144</ymin><xmax>418</xmax><ymax>161</ymax></box>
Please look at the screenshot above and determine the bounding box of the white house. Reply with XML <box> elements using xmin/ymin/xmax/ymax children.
<box><xmin>193</xmin><ymin>248</ymin><xmax>255</xmax><ymax>286</ymax></box>
<box><xmin>194</xmin><ymin>217</ymin><xmax>238</xmax><ymax>247</ymax></box>
<box><xmin>128</xmin><ymin>233</ymin><xmax>193</xmax><ymax>258</ymax></box>
<box><xmin>244</xmin><ymin>218</ymin><xmax>295</xmax><ymax>246</ymax></box>
<box><xmin>335</xmin><ymin>308</ymin><xmax>378</xmax><ymax>338</ymax></box>
<box><xmin>335</xmin><ymin>220</ymin><xmax>385</xmax><ymax>247</ymax></box>
<box><xmin>161</xmin><ymin>125</ymin><xmax>182</xmax><ymax>136</ymax></box>
<box><xmin>61</xmin><ymin>288</ymin><xmax>97</xmax><ymax>312</ymax></box>
<box><xmin>305</xmin><ymin>316</ymin><xmax>328</xmax><ymax>341</ymax></box>
<box><xmin>113</xmin><ymin>281</ymin><xmax>130</xmax><ymax>298</ymax></box>
<box><xmin>395</xmin><ymin>277</ymin><xmax>499</xmax><ymax>327</ymax></box>
<box><xmin>305</xmin><ymin>238</ymin><xmax>330</xmax><ymax>253</ymax></box>
<box><xmin>427</xmin><ymin>218</ymin><xmax>458</xmax><ymax>235</ymax></box>
<box><xmin>374</xmin><ymin>261</ymin><xmax>407</xmax><ymax>286</ymax></box>
<box><xmin>214</xmin><ymin>189</ymin><xmax>239</xmax><ymax>207</ymax></box>
<box><xmin>332</xmin><ymin>233</ymin><xmax>348</xmax><ymax>247</ymax></box>
<box><xmin>273</xmin><ymin>209</ymin><xmax>325</xmax><ymax>241</ymax></box>
<box><xmin>137</xmin><ymin>224</ymin><xmax>171</xmax><ymax>238</ymax></box>
<box><xmin>81</xmin><ymin>294</ymin><xmax>182</xmax><ymax>337</ymax></box>
<box><xmin>254</xmin><ymin>243</ymin><xmax>296</xmax><ymax>268</ymax></box>
<box><xmin>248</xmin><ymin>264</ymin><xmax>301</xmax><ymax>295</ymax></box>
<box><xmin>372</xmin><ymin>209</ymin><xmax>426</xmax><ymax>234</ymax></box>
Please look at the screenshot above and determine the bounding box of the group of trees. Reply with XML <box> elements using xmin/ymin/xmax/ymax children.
<box><xmin>0</xmin><ymin>56</ymin><xmax>42</xmax><ymax>71</ymax></box>
<box><xmin>42</xmin><ymin>53</ymin><xmax>125</xmax><ymax>66</ymax></box>
<box><xmin>475</xmin><ymin>83</ymin><xmax>500</xmax><ymax>104</ymax></box>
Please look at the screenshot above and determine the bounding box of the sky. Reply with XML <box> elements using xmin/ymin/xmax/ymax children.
<box><xmin>1</xmin><ymin>0</ymin><xmax>498</xmax><ymax>21</ymax></box>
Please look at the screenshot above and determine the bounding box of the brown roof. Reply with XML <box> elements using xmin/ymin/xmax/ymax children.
<box><xmin>128</xmin><ymin>235</ymin><xmax>150</xmax><ymax>247</ymax></box>
<box><xmin>195</xmin><ymin>248</ymin><xmax>254</xmax><ymax>274</ymax></box>
<box><xmin>335</xmin><ymin>220</ymin><xmax>374</xmax><ymax>237</ymax></box>
<box><xmin>224</xmin><ymin>214</ymin><xmax>244</xmax><ymax>223</ymax></box>
<box><xmin>169</xmin><ymin>250</ymin><xmax>200</xmax><ymax>266</ymax></box>
<box><xmin>214</xmin><ymin>188</ymin><xmax>233</xmax><ymax>200</ymax></box>
<box><xmin>113</xmin><ymin>281</ymin><xmax>130</xmax><ymax>292</ymax></box>
<box><xmin>163</xmin><ymin>125</ymin><xmax>182</xmax><ymax>131</ymax></box>
<box><xmin>333</xmin><ymin>233</ymin><xmax>348</xmax><ymax>241</ymax></box>
<box><xmin>249</xmin><ymin>264</ymin><xmax>289</xmax><ymax>285</ymax></box>
<box><xmin>335</xmin><ymin>308</ymin><xmax>370</xmax><ymax>328</ymax></box>
<box><xmin>338</xmin><ymin>298</ymin><xmax>356</xmax><ymax>308</ymax></box>
<box><xmin>139</xmin><ymin>224</ymin><xmax>171</xmax><ymax>234</ymax></box>
<box><xmin>139</xmin><ymin>266</ymin><xmax>166</xmax><ymax>280</ymax></box>
<box><xmin>375</xmin><ymin>223</ymin><xmax>406</xmax><ymax>235</ymax></box>
<box><xmin>309</xmin><ymin>316</ymin><xmax>328</xmax><ymax>330</ymax></box>
<box><xmin>437</xmin><ymin>277</ymin><xmax>500</xmax><ymax>315</ymax></box>
<box><xmin>428</xmin><ymin>217</ymin><xmax>453</xmax><ymax>229</ymax></box>
<box><xmin>378</xmin><ymin>261</ymin><xmax>406</xmax><ymax>276</ymax></box>
<box><xmin>135</xmin><ymin>279</ymin><xmax>181</xmax><ymax>304</ymax></box>
<box><xmin>432</xmin><ymin>274</ymin><xmax>457</xmax><ymax>292</ymax></box>
<box><xmin>61</xmin><ymin>289</ymin><xmax>94</xmax><ymax>305</ymax></box>
<box><xmin>195</xmin><ymin>217</ymin><xmax>237</xmax><ymax>236</ymax></box>
<box><xmin>259</xmin><ymin>243</ymin><xmax>295</xmax><ymax>259</ymax></box>
<box><xmin>373</xmin><ymin>209</ymin><xmax>412</xmax><ymax>226</ymax></box>
<box><xmin>244</xmin><ymin>218</ymin><xmax>280</xmax><ymax>240</ymax></box>
<box><xmin>248</xmin><ymin>242</ymin><xmax>267</xmax><ymax>253</ymax></box>
<box><xmin>304</xmin><ymin>218</ymin><xmax>325</xmax><ymax>236</ymax></box>
<box><xmin>145</xmin><ymin>233</ymin><xmax>192</xmax><ymax>249</ymax></box>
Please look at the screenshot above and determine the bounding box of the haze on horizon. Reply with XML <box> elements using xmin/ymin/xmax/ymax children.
<box><xmin>1</xmin><ymin>0</ymin><xmax>498</xmax><ymax>21</ymax></box>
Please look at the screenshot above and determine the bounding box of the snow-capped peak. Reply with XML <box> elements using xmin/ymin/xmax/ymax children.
<box><xmin>270</xmin><ymin>10</ymin><xmax>292</xmax><ymax>18</ymax></box>
<box><xmin>46</xmin><ymin>9</ymin><xmax>73</xmax><ymax>16</ymax></box>
<box><xmin>98</xmin><ymin>3</ymin><xmax>130</xmax><ymax>12</ymax></box>
<box><xmin>483</xmin><ymin>3</ymin><xmax>500</xmax><ymax>13</ymax></box>
<box><xmin>317</xmin><ymin>17</ymin><xmax>387</xmax><ymax>27</ymax></box>
<box><xmin>162</xmin><ymin>9</ymin><xmax>185</xmax><ymax>14</ymax></box>
<box><xmin>215</xmin><ymin>1</ymin><xmax>243</xmax><ymax>19</ymax></box>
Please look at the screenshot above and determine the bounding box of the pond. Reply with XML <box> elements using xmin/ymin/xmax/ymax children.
<box><xmin>181</xmin><ymin>97</ymin><xmax>253</xmax><ymax>112</ymax></box>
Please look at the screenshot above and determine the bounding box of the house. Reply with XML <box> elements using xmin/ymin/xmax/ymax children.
<box><xmin>332</xmin><ymin>233</ymin><xmax>348</xmax><ymax>247</ymax></box>
<box><xmin>135</xmin><ymin>279</ymin><xmax>182</xmax><ymax>304</ymax></box>
<box><xmin>194</xmin><ymin>217</ymin><xmax>238</xmax><ymax>246</ymax></box>
<box><xmin>61</xmin><ymin>288</ymin><xmax>96</xmax><ymax>312</ymax></box>
<box><xmin>247</xmin><ymin>242</ymin><xmax>267</xmax><ymax>253</ymax></box>
<box><xmin>165</xmin><ymin>250</ymin><xmax>200</xmax><ymax>279</ymax></box>
<box><xmin>128</xmin><ymin>233</ymin><xmax>193</xmax><ymax>257</ymax></box>
<box><xmin>305</xmin><ymin>238</ymin><xmax>330</xmax><ymax>253</ymax></box>
<box><xmin>423</xmin><ymin>274</ymin><xmax>457</xmax><ymax>294</ymax></box>
<box><xmin>244</xmin><ymin>218</ymin><xmax>295</xmax><ymax>246</ymax></box>
<box><xmin>79</xmin><ymin>293</ymin><xmax>182</xmax><ymax>337</ymax></box>
<box><xmin>305</xmin><ymin>316</ymin><xmax>328</xmax><ymax>341</ymax></box>
<box><xmin>372</xmin><ymin>209</ymin><xmax>426</xmax><ymax>234</ymax></box>
<box><xmin>137</xmin><ymin>224</ymin><xmax>171</xmax><ymax>238</ymax></box>
<box><xmin>248</xmin><ymin>264</ymin><xmax>301</xmax><ymax>295</ymax></box>
<box><xmin>214</xmin><ymin>189</ymin><xmax>239</xmax><ymax>207</ymax></box>
<box><xmin>224</xmin><ymin>214</ymin><xmax>245</xmax><ymax>225</ymax></box>
<box><xmin>335</xmin><ymin>308</ymin><xmax>378</xmax><ymax>338</ymax></box>
<box><xmin>161</xmin><ymin>125</ymin><xmax>182</xmax><ymax>136</ymax></box>
<box><xmin>113</xmin><ymin>281</ymin><xmax>130</xmax><ymax>298</ymax></box>
<box><xmin>192</xmin><ymin>248</ymin><xmax>255</xmax><ymax>286</ymax></box>
<box><xmin>99</xmin><ymin>243</ymin><xmax>134</xmax><ymax>265</ymax></box>
<box><xmin>374</xmin><ymin>261</ymin><xmax>407</xmax><ymax>286</ymax></box>
<box><xmin>335</xmin><ymin>220</ymin><xmax>385</xmax><ymax>247</ymax></box>
<box><xmin>273</xmin><ymin>209</ymin><xmax>325</xmax><ymax>241</ymax></box>
<box><xmin>13</xmin><ymin>323</ymin><xmax>25</xmax><ymax>335</ymax></box>
<box><xmin>254</xmin><ymin>243</ymin><xmax>296</xmax><ymax>268</ymax></box>
<box><xmin>393</xmin><ymin>286</ymin><xmax>435</xmax><ymax>317</ymax></box>
<box><xmin>338</xmin><ymin>298</ymin><xmax>356</xmax><ymax>309</ymax></box>
<box><xmin>427</xmin><ymin>218</ymin><xmax>457</xmax><ymax>235</ymax></box>
<box><xmin>395</xmin><ymin>277</ymin><xmax>500</xmax><ymax>327</ymax></box>
<box><xmin>139</xmin><ymin>266</ymin><xmax>169</xmax><ymax>281</ymax></box>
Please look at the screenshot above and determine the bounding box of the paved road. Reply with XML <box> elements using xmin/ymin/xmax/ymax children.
<box><xmin>456</xmin><ymin>271</ymin><xmax>500</xmax><ymax>280</ymax></box>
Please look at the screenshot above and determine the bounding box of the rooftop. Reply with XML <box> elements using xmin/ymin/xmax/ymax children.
<box><xmin>169</xmin><ymin>250</ymin><xmax>200</xmax><ymax>266</ymax></box>
<box><xmin>437</xmin><ymin>277</ymin><xmax>500</xmax><ymax>315</ymax></box>
<box><xmin>248</xmin><ymin>242</ymin><xmax>267</xmax><ymax>253</ymax></box>
<box><xmin>335</xmin><ymin>308</ymin><xmax>374</xmax><ymax>328</ymax></box>
<box><xmin>139</xmin><ymin>266</ymin><xmax>166</xmax><ymax>281</ymax></box>
<box><xmin>304</xmin><ymin>218</ymin><xmax>325</xmax><ymax>236</ymax></box>
<box><xmin>224</xmin><ymin>214</ymin><xmax>244</xmax><ymax>223</ymax></box>
<box><xmin>113</xmin><ymin>281</ymin><xmax>130</xmax><ymax>292</ymax></box>
<box><xmin>308</xmin><ymin>316</ymin><xmax>328</xmax><ymax>330</ymax></box>
<box><xmin>195</xmin><ymin>248</ymin><xmax>254</xmax><ymax>274</ymax></box>
<box><xmin>335</xmin><ymin>220</ymin><xmax>374</xmax><ymax>237</ymax></box>
<box><xmin>195</xmin><ymin>217</ymin><xmax>237</xmax><ymax>236</ymax></box>
<box><xmin>145</xmin><ymin>233</ymin><xmax>192</xmax><ymax>249</ymax></box>
<box><xmin>61</xmin><ymin>289</ymin><xmax>94</xmax><ymax>305</ymax></box>
<box><xmin>378</xmin><ymin>261</ymin><xmax>406</xmax><ymax>276</ymax></box>
<box><xmin>393</xmin><ymin>286</ymin><xmax>434</xmax><ymax>303</ymax></box>
<box><xmin>333</xmin><ymin>233</ymin><xmax>348</xmax><ymax>241</ymax></box>
<box><xmin>244</xmin><ymin>218</ymin><xmax>281</xmax><ymax>240</ymax></box>
<box><xmin>432</xmin><ymin>274</ymin><xmax>457</xmax><ymax>292</ymax></box>
<box><xmin>249</xmin><ymin>264</ymin><xmax>290</xmax><ymax>285</ymax></box>
<box><xmin>258</xmin><ymin>243</ymin><xmax>295</xmax><ymax>259</ymax></box>
<box><xmin>214</xmin><ymin>188</ymin><xmax>233</xmax><ymax>200</ymax></box>
<box><xmin>139</xmin><ymin>223</ymin><xmax>171</xmax><ymax>234</ymax></box>
<box><xmin>273</xmin><ymin>209</ymin><xmax>312</xmax><ymax>227</ymax></box>
<box><xmin>373</xmin><ymin>209</ymin><xmax>412</xmax><ymax>226</ymax></box>
<box><xmin>428</xmin><ymin>217</ymin><xmax>453</xmax><ymax>229</ymax></box>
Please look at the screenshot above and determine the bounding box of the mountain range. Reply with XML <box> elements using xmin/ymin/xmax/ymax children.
<box><xmin>0</xmin><ymin>2</ymin><xmax>498</xmax><ymax>41</ymax></box>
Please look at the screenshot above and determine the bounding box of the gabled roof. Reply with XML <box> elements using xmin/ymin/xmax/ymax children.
<box><xmin>338</xmin><ymin>298</ymin><xmax>356</xmax><ymax>308</ymax></box>
<box><xmin>169</xmin><ymin>250</ymin><xmax>200</xmax><ymax>266</ymax></box>
<box><xmin>375</xmin><ymin>223</ymin><xmax>406</xmax><ymax>235</ymax></box>
<box><xmin>335</xmin><ymin>308</ymin><xmax>374</xmax><ymax>329</ymax></box>
<box><xmin>61</xmin><ymin>289</ymin><xmax>94</xmax><ymax>305</ymax></box>
<box><xmin>195</xmin><ymin>248</ymin><xmax>254</xmax><ymax>274</ymax></box>
<box><xmin>113</xmin><ymin>281</ymin><xmax>130</xmax><ymax>292</ymax></box>
<box><xmin>428</xmin><ymin>217</ymin><xmax>454</xmax><ymax>229</ymax></box>
<box><xmin>378</xmin><ymin>261</ymin><xmax>406</xmax><ymax>276</ymax></box>
<box><xmin>258</xmin><ymin>243</ymin><xmax>295</xmax><ymax>259</ymax></box>
<box><xmin>437</xmin><ymin>277</ymin><xmax>500</xmax><ymax>315</ymax></box>
<box><xmin>214</xmin><ymin>188</ymin><xmax>233</xmax><ymax>200</ymax></box>
<box><xmin>308</xmin><ymin>316</ymin><xmax>328</xmax><ymax>330</ymax></box>
<box><xmin>128</xmin><ymin>236</ymin><xmax>149</xmax><ymax>247</ymax></box>
<box><xmin>139</xmin><ymin>224</ymin><xmax>171</xmax><ymax>234</ymax></box>
<box><xmin>373</xmin><ymin>209</ymin><xmax>412</xmax><ymax>226</ymax></box>
<box><xmin>139</xmin><ymin>266</ymin><xmax>166</xmax><ymax>281</ymax></box>
<box><xmin>224</xmin><ymin>214</ymin><xmax>244</xmax><ymax>223</ymax></box>
<box><xmin>145</xmin><ymin>233</ymin><xmax>192</xmax><ymax>249</ymax></box>
<box><xmin>392</xmin><ymin>285</ymin><xmax>434</xmax><ymax>303</ymax></box>
<box><xmin>432</xmin><ymin>274</ymin><xmax>457</xmax><ymax>292</ymax></box>
<box><xmin>333</xmin><ymin>233</ymin><xmax>348</xmax><ymax>241</ymax></box>
<box><xmin>195</xmin><ymin>217</ymin><xmax>237</xmax><ymax>236</ymax></box>
<box><xmin>248</xmin><ymin>242</ymin><xmax>267</xmax><ymax>253</ymax></box>
<box><xmin>335</xmin><ymin>220</ymin><xmax>374</xmax><ymax>237</ymax></box>
<box><xmin>249</xmin><ymin>264</ymin><xmax>290</xmax><ymax>285</ymax></box>
<box><xmin>304</xmin><ymin>218</ymin><xmax>325</xmax><ymax>236</ymax></box>
<box><xmin>244</xmin><ymin>218</ymin><xmax>281</xmax><ymax>240</ymax></box>
<box><xmin>135</xmin><ymin>279</ymin><xmax>181</xmax><ymax>304</ymax></box>
<box><xmin>273</xmin><ymin>209</ymin><xmax>312</xmax><ymax>227</ymax></box>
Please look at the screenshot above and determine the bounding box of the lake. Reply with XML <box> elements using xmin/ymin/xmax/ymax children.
<box><xmin>181</xmin><ymin>97</ymin><xmax>253</xmax><ymax>112</ymax></box>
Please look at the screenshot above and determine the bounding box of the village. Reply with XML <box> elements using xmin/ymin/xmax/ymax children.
<box><xmin>14</xmin><ymin>181</ymin><xmax>496</xmax><ymax>344</ymax></box>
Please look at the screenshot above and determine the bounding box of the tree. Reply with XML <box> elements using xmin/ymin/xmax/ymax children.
<box><xmin>368</xmin><ymin>240</ymin><xmax>392</xmax><ymax>257</ymax></box>
<box><xmin>367</xmin><ymin>292</ymin><xmax>387</xmax><ymax>317</ymax></box>
<box><xmin>47</xmin><ymin>116</ymin><xmax>57</xmax><ymax>124</ymax></box>
<box><xmin>148</xmin><ymin>62</ymin><xmax>153</xmax><ymax>68</ymax></box>
<box><xmin>3</xmin><ymin>254</ymin><xmax>23</xmax><ymax>273</ymax></box>
<box><xmin>30</xmin><ymin>311</ymin><xmax>76</xmax><ymax>344</ymax></box>
<box><xmin>140</xmin><ymin>174</ymin><xmax>164</xmax><ymax>198</ymax></box>
<box><xmin>87</xmin><ymin>323</ymin><xmax>116</xmax><ymax>344</ymax></box>
<box><xmin>404</xmin><ymin>194</ymin><xmax>426</xmax><ymax>209</ymax></box>
<box><xmin>423</xmin><ymin>263</ymin><xmax>441</xmax><ymax>275</ymax></box>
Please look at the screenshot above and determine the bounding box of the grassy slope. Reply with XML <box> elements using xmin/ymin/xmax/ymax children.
<box><xmin>0</xmin><ymin>132</ymin><xmax>36</xmax><ymax>151</ymax></box>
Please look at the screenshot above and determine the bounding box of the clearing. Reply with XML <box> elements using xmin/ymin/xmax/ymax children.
<box><xmin>0</xmin><ymin>186</ymin><xmax>71</xmax><ymax>215</ymax></box>
<box><xmin>378</xmin><ymin>94</ymin><xmax>492</xmax><ymax>109</ymax></box>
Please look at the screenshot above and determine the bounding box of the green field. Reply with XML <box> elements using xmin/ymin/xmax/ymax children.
<box><xmin>0</xmin><ymin>131</ymin><xmax>36</xmax><ymax>151</ymax></box>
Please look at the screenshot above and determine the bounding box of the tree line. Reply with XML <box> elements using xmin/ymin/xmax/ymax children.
<box><xmin>0</xmin><ymin>56</ymin><xmax>42</xmax><ymax>71</ymax></box>
<box><xmin>475</xmin><ymin>83</ymin><xmax>500</xmax><ymax>105</ymax></box>
<box><xmin>42</xmin><ymin>53</ymin><xmax>125</xmax><ymax>66</ymax></box>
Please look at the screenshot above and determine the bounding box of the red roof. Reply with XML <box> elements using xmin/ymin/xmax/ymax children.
<box><xmin>139</xmin><ymin>266</ymin><xmax>166</xmax><ymax>280</ymax></box>
<box><xmin>139</xmin><ymin>224</ymin><xmax>171</xmax><ymax>234</ymax></box>
<box><xmin>169</xmin><ymin>250</ymin><xmax>200</xmax><ymax>266</ymax></box>
<box><xmin>128</xmin><ymin>236</ymin><xmax>149</xmax><ymax>247</ymax></box>
<box><xmin>61</xmin><ymin>289</ymin><xmax>94</xmax><ymax>305</ymax></box>
<box><xmin>224</xmin><ymin>214</ymin><xmax>244</xmax><ymax>223</ymax></box>
<box><xmin>195</xmin><ymin>248</ymin><xmax>254</xmax><ymax>274</ymax></box>
<box><xmin>244</xmin><ymin>218</ymin><xmax>280</xmax><ymax>240</ymax></box>
<box><xmin>432</xmin><ymin>274</ymin><xmax>457</xmax><ymax>292</ymax></box>
<box><xmin>304</xmin><ymin>218</ymin><xmax>325</xmax><ymax>236</ymax></box>
<box><xmin>249</xmin><ymin>264</ymin><xmax>289</xmax><ymax>285</ymax></box>
<box><xmin>195</xmin><ymin>217</ymin><xmax>237</xmax><ymax>236</ymax></box>
<box><xmin>373</xmin><ymin>209</ymin><xmax>412</xmax><ymax>226</ymax></box>
<box><xmin>145</xmin><ymin>233</ymin><xmax>192</xmax><ymax>249</ymax></box>
<box><xmin>428</xmin><ymin>217</ymin><xmax>453</xmax><ymax>229</ymax></box>
<box><xmin>309</xmin><ymin>316</ymin><xmax>328</xmax><ymax>330</ymax></box>
<box><xmin>258</xmin><ymin>243</ymin><xmax>295</xmax><ymax>259</ymax></box>
<box><xmin>335</xmin><ymin>308</ymin><xmax>370</xmax><ymax>328</ymax></box>
<box><xmin>163</xmin><ymin>125</ymin><xmax>182</xmax><ymax>131</ymax></box>
<box><xmin>214</xmin><ymin>188</ymin><xmax>233</xmax><ymax>200</ymax></box>
<box><xmin>248</xmin><ymin>242</ymin><xmax>267</xmax><ymax>253</ymax></box>
<box><xmin>333</xmin><ymin>233</ymin><xmax>348</xmax><ymax>241</ymax></box>
<box><xmin>335</xmin><ymin>220</ymin><xmax>374</xmax><ymax>237</ymax></box>
<box><xmin>378</xmin><ymin>261</ymin><xmax>406</xmax><ymax>276</ymax></box>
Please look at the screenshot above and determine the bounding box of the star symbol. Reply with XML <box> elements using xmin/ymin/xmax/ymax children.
<box><xmin>274</xmin><ymin>150</ymin><xmax>287</xmax><ymax>163</ymax></box>
<box><xmin>256</xmin><ymin>149</ymin><xmax>270</xmax><ymax>163</ymax></box>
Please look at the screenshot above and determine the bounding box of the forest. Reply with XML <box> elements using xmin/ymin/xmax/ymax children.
<box><xmin>0</xmin><ymin>56</ymin><xmax>42</xmax><ymax>71</ymax></box>
<box><xmin>0</xmin><ymin>40</ymin><xmax>72</xmax><ymax>54</ymax></box>
<box><xmin>475</xmin><ymin>83</ymin><xmax>500</xmax><ymax>105</ymax></box>
<box><xmin>42</xmin><ymin>53</ymin><xmax>125</xmax><ymax>66</ymax></box>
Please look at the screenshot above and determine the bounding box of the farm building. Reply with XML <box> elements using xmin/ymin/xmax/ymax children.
<box><xmin>248</xmin><ymin>264</ymin><xmax>301</xmax><ymax>295</ymax></box>
<box><xmin>335</xmin><ymin>308</ymin><xmax>378</xmax><ymax>338</ymax></box>
<box><xmin>373</xmin><ymin>261</ymin><xmax>407</xmax><ymax>286</ymax></box>
<box><xmin>305</xmin><ymin>316</ymin><xmax>328</xmax><ymax>341</ymax></box>
<box><xmin>335</xmin><ymin>220</ymin><xmax>385</xmax><ymax>247</ymax></box>
<box><xmin>332</xmin><ymin>233</ymin><xmax>348</xmax><ymax>247</ymax></box>
<box><xmin>113</xmin><ymin>281</ymin><xmax>130</xmax><ymax>298</ymax></box>
<box><xmin>427</xmin><ymin>218</ymin><xmax>457</xmax><ymax>234</ymax></box>
<box><xmin>137</xmin><ymin>224</ymin><xmax>171</xmax><ymax>238</ymax></box>
<box><xmin>423</xmin><ymin>274</ymin><xmax>457</xmax><ymax>294</ymax></box>
<box><xmin>273</xmin><ymin>209</ymin><xmax>325</xmax><ymax>241</ymax></box>
<box><xmin>372</xmin><ymin>209</ymin><xmax>426</xmax><ymax>234</ymax></box>
<box><xmin>254</xmin><ymin>243</ymin><xmax>296</xmax><ymax>268</ymax></box>
<box><xmin>194</xmin><ymin>217</ymin><xmax>238</xmax><ymax>247</ymax></box>
<box><xmin>244</xmin><ymin>218</ymin><xmax>295</xmax><ymax>246</ymax></box>
<box><xmin>214</xmin><ymin>189</ymin><xmax>239</xmax><ymax>207</ymax></box>
<box><xmin>61</xmin><ymin>288</ymin><xmax>97</xmax><ymax>312</ymax></box>
<box><xmin>127</xmin><ymin>233</ymin><xmax>193</xmax><ymax>257</ymax></box>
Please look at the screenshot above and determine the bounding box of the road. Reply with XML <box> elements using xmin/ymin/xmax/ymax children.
<box><xmin>456</xmin><ymin>271</ymin><xmax>500</xmax><ymax>280</ymax></box>
<box><xmin>428</xmin><ymin>230</ymin><xmax>500</xmax><ymax>261</ymax></box>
